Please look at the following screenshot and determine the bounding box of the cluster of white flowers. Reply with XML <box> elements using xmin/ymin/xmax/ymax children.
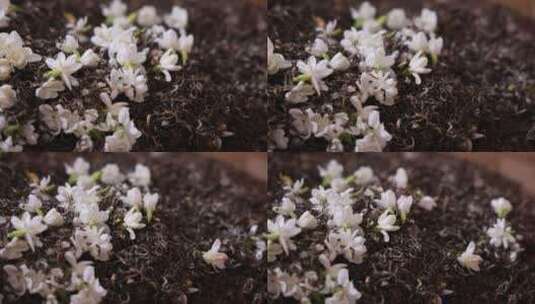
<box><xmin>90</xmin><ymin>0</ymin><xmax>193</xmax><ymax>102</ymax></box>
<box><xmin>0</xmin><ymin>29</ymin><xmax>41</xmax><ymax>151</ymax></box>
<box><xmin>267</xmin><ymin>160</ymin><xmax>436</xmax><ymax>303</ymax></box>
<box><xmin>38</xmin><ymin>93</ymin><xmax>141</xmax><ymax>151</ymax></box>
<box><xmin>1</xmin><ymin>0</ymin><xmax>195</xmax><ymax>152</ymax></box>
<box><xmin>0</xmin><ymin>158</ymin><xmax>160</xmax><ymax>304</ymax></box>
<box><xmin>269</xmin><ymin>2</ymin><xmax>444</xmax><ymax>152</ymax></box>
<box><xmin>456</xmin><ymin>197</ymin><xmax>522</xmax><ymax>273</ymax></box>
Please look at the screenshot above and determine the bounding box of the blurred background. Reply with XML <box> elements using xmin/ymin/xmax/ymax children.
<box><xmin>492</xmin><ymin>0</ymin><xmax>535</xmax><ymax>17</ymax></box>
<box><xmin>199</xmin><ymin>153</ymin><xmax>535</xmax><ymax>196</ymax></box>
<box><xmin>199</xmin><ymin>153</ymin><xmax>267</xmax><ymax>182</ymax></box>
<box><xmin>454</xmin><ymin>153</ymin><xmax>535</xmax><ymax>196</ymax></box>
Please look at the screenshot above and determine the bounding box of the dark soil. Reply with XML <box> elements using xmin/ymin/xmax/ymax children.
<box><xmin>268</xmin><ymin>153</ymin><xmax>535</xmax><ymax>303</ymax></box>
<box><xmin>268</xmin><ymin>0</ymin><xmax>535</xmax><ymax>151</ymax></box>
<box><xmin>0</xmin><ymin>153</ymin><xmax>267</xmax><ymax>303</ymax></box>
<box><xmin>4</xmin><ymin>0</ymin><xmax>267</xmax><ymax>151</ymax></box>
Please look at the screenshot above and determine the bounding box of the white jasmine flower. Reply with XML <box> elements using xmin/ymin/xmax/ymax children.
<box><xmin>361</xmin><ymin>18</ymin><xmax>381</xmax><ymax>33</ymax></box>
<box><xmin>159</xmin><ymin>49</ymin><xmax>182</xmax><ymax>82</ymax></box>
<box><xmin>317</xmin><ymin>20</ymin><xmax>339</xmax><ymax>38</ymax></box>
<box><xmin>123</xmin><ymin>208</ymin><xmax>146</xmax><ymax>240</ymax></box>
<box><xmin>409</xmin><ymin>51</ymin><xmax>431</xmax><ymax>85</ymax></box>
<box><xmin>0</xmin><ymin>136</ymin><xmax>22</xmax><ymax>152</ymax></box>
<box><xmin>325</xmin><ymin>269</ymin><xmax>361</xmax><ymax>304</ymax></box>
<box><xmin>336</xmin><ymin>229</ymin><xmax>367</xmax><ymax>264</ymax></box>
<box><xmin>374</xmin><ymin>189</ymin><xmax>396</xmax><ymax>209</ymax></box>
<box><xmin>108</xmin><ymin>68</ymin><xmax>148</xmax><ymax>102</ymax></box>
<box><xmin>80</xmin><ymin>49</ymin><xmax>100</xmax><ymax>67</ymax></box>
<box><xmin>72</xmin><ymin>226</ymin><xmax>112</xmax><ymax>261</ymax></box>
<box><xmin>176</xmin><ymin>33</ymin><xmax>193</xmax><ymax>63</ymax></box>
<box><xmin>100</xmin><ymin>93</ymin><xmax>127</xmax><ymax>116</ymax></box>
<box><xmin>43</xmin><ymin>208</ymin><xmax>64</xmax><ymax>227</ymax></box>
<box><xmin>143</xmin><ymin>192</ymin><xmax>159</xmax><ymax>222</ymax></box>
<box><xmin>376</xmin><ymin>210</ymin><xmax>399</xmax><ymax>242</ymax></box>
<box><xmin>128</xmin><ymin>164</ymin><xmax>151</xmax><ymax>187</ymax></box>
<box><xmin>355</xmin><ymin>111</ymin><xmax>392</xmax><ymax>152</ymax></box>
<box><xmin>104</xmin><ymin>107</ymin><xmax>140</xmax><ymax>150</ymax></box>
<box><xmin>490</xmin><ymin>197</ymin><xmax>512</xmax><ymax>218</ymax></box>
<box><xmin>407</xmin><ymin>32</ymin><xmax>429</xmax><ymax>53</ymax></box>
<box><xmin>319</xmin><ymin>160</ymin><xmax>344</xmax><ymax>181</ymax></box>
<box><xmin>66</xmin><ymin>157</ymin><xmax>90</xmax><ymax>179</ymax></box>
<box><xmin>358</xmin><ymin>71</ymin><xmax>398</xmax><ymax>105</ymax></box>
<box><xmin>58</xmin><ymin>35</ymin><xmax>79</xmax><ymax>54</ymax></box>
<box><xmin>156</xmin><ymin>29</ymin><xmax>180</xmax><ymax>50</ymax></box>
<box><xmin>274</xmin><ymin>197</ymin><xmax>296</xmax><ymax>216</ymax></box>
<box><xmin>285</xmin><ymin>81</ymin><xmax>315</xmax><ymax>104</ymax></box>
<box><xmin>0</xmin><ymin>238</ymin><xmax>30</xmax><ymax>260</ymax></box>
<box><xmin>429</xmin><ymin>36</ymin><xmax>444</xmax><ymax>57</ymax></box>
<box><xmin>267</xmin><ymin>37</ymin><xmax>292</xmax><ymax>75</ymax></box>
<box><xmin>327</xmin><ymin>138</ymin><xmax>345</xmax><ymax>152</ymax></box>
<box><xmin>116</xmin><ymin>44</ymin><xmax>148</xmax><ymax>69</ymax></box>
<box><xmin>30</xmin><ymin>176</ymin><xmax>52</xmax><ymax>196</ymax></box>
<box><xmin>10</xmin><ymin>212</ymin><xmax>47</xmax><ymax>251</ymax></box>
<box><xmin>102</xmin><ymin>0</ymin><xmax>127</xmax><ymax>20</ymax></box>
<box><xmin>0</xmin><ymin>84</ymin><xmax>16</xmax><ymax>110</ymax></box>
<box><xmin>67</xmin><ymin>17</ymin><xmax>89</xmax><ymax>41</ymax></box>
<box><xmin>269</xmin><ymin>127</ymin><xmax>289</xmax><ymax>150</ymax></box>
<box><xmin>78</xmin><ymin>204</ymin><xmax>109</xmax><ymax>227</ymax></box>
<box><xmin>387</xmin><ymin>8</ymin><xmax>409</xmax><ymax>30</ymax></box>
<box><xmin>267</xmin><ymin>215</ymin><xmax>301</xmax><ymax>255</ymax></box>
<box><xmin>23</xmin><ymin>194</ymin><xmax>42</xmax><ymax>213</ymax></box>
<box><xmin>307</xmin><ymin>38</ymin><xmax>329</xmax><ymax>57</ymax></box>
<box><xmin>0</xmin><ymin>58</ymin><xmax>12</xmax><ymax>80</ymax></box>
<box><xmin>101</xmin><ymin>164</ymin><xmax>124</xmax><ymax>185</ymax></box>
<box><xmin>283</xmin><ymin>179</ymin><xmax>306</xmax><ymax>197</ymax></box>
<box><xmin>202</xmin><ymin>239</ymin><xmax>229</xmax><ymax>270</ymax></box>
<box><xmin>121</xmin><ymin>187</ymin><xmax>143</xmax><ymax>208</ymax></box>
<box><xmin>414</xmin><ymin>8</ymin><xmax>438</xmax><ymax>33</ymax></box>
<box><xmin>91</xmin><ymin>24</ymin><xmax>135</xmax><ymax>52</ymax></box>
<box><xmin>331</xmin><ymin>177</ymin><xmax>349</xmax><ymax>193</ymax></box>
<box><xmin>165</xmin><ymin>6</ymin><xmax>188</xmax><ymax>30</ymax></box>
<box><xmin>329</xmin><ymin>52</ymin><xmax>350</xmax><ymax>71</ymax></box>
<box><xmin>396</xmin><ymin>195</ymin><xmax>413</xmax><ymax>222</ymax></box>
<box><xmin>0</xmin><ymin>31</ymin><xmax>42</xmax><ymax>69</ymax></box>
<box><xmin>35</xmin><ymin>79</ymin><xmax>65</xmax><ymax>100</ymax></box>
<box><xmin>70</xmin><ymin>266</ymin><xmax>107</xmax><ymax>304</ymax></box>
<box><xmin>353</xmin><ymin>166</ymin><xmax>374</xmax><ymax>185</ymax></box>
<box><xmin>297</xmin><ymin>211</ymin><xmax>318</xmax><ymax>229</ymax></box>
<box><xmin>45</xmin><ymin>52</ymin><xmax>82</xmax><ymax>90</ymax></box>
<box><xmin>55</xmin><ymin>183</ymin><xmax>76</xmax><ymax>209</ymax></box>
<box><xmin>393</xmin><ymin>168</ymin><xmax>408</xmax><ymax>189</ymax></box>
<box><xmin>297</xmin><ymin>56</ymin><xmax>333</xmax><ymax>95</ymax></box>
<box><xmin>350</xmin><ymin>2</ymin><xmax>376</xmax><ymax>22</ymax></box>
<box><xmin>65</xmin><ymin>251</ymin><xmax>93</xmax><ymax>280</ymax></box>
<box><xmin>137</xmin><ymin>6</ymin><xmax>161</xmax><ymax>26</ymax></box>
<box><xmin>418</xmin><ymin>196</ymin><xmax>436</xmax><ymax>211</ymax></box>
<box><xmin>362</xmin><ymin>48</ymin><xmax>396</xmax><ymax>72</ymax></box>
<box><xmin>3</xmin><ymin>264</ymin><xmax>26</xmax><ymax>296</ymax></box>
<box><xmin>341</xmin><ymin>28</ymin><xmax>384</xmax><ymax>56</ymax></box>
<box><xmin>457</xmin><ymin>241</ymin><xmax>483</xmax><ymax>271</ymax></box>
<box><xmin>21</xmin><ymin>123</ymin><xmax>38</xmax><ymax>146</ymax></box>
<box><xmin>331</xmin><ymin>206</ymin><xmax>363</xmax><ymax>230</ymax></box>
<box><xmin>487</xmin><ymin>219</ymin><xmax>516</xmax><ymax>249</ymax></box>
